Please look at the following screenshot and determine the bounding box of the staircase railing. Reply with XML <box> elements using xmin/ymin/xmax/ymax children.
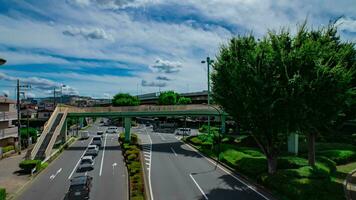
<box><xmin>30</xmin><ymin>107</ymin><xmax>60</xmax><ymax>159</ymax></box>
<box><xmin>43</xmin><ymin>108</ymin><xmax>68</xmax><ymax>159</ymax></box>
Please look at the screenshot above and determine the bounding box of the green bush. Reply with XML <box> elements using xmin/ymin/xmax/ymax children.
<box><xmin>318</xmin><ymin>150</ymin><xmax>356</xmax><ymax>165</ymax></box>
<box><xmin>278</xmin><ymin>156</ymin><xmax>309</xmax><ymax>169</ymax></box>
<box><xmin>127</xmin><ymin>154</ymin><xmax>138</xmax><ymax>162</ymax></box>
<box><xmin>316</xmin><ymin>156</ymin><xmax>337</xmax><ymax>173</ymax></box>
<box><xmin>2</xmin><ymin>145</ymin><xmax>14</xmax><ymax>153</ymax></box>
<box><xmin>189</xmin><ymin>137</ymin><xmax>203</xmax><ymax>146</ymax></box>
<box><xmin>237</xmin><ymin>156</ymin><xmax>267</xmax><ymax>177</ymax></box>
<box><xmin>19</xmin><ymin>160</ymin><xmax>41</xmax><ymax>173</ymax></box>
<box><xmin>283</xmin><ymin>165</ymin><xmax>330</xmax><ymax>179</ymax></box>
<box><xmin>0</xmin><ymin>188</ymin><xmax>5</xmax><ymax>200</ymax></box>
<box><xmin>260</xmin><ymin>171</ymin><xmax>344</xmax><ymax>200</ymax></box>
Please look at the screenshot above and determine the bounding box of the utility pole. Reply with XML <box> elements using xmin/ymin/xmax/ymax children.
<box><xmin>53</xmin><ymin>87</ymin><xmax>56</xmax><ymax>107</ymax></box>
<box><xmin>17</xmin><ymin>80</ymin><xmax>21</xmax><ymax>153</ymax></box>
<box><xmin>16</xmin><ymin>79</ymin><xmax>30</xmax><ymax>154</ymax></box>
<box><xmin>201</xmin><ymin>57</ymin><xmax>214</xmax><ymax>136</ymax></box>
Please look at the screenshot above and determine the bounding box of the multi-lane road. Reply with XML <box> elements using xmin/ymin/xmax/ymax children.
<box><xmin>134</xmin><ymin>125</ymin><xmax>272</xmax><ymax>200</ymax></box>
<box><xmin>15</xmin><ymin>121</ymin><xmax>273</xmax><ymax>200</ymax></box>
<box><xmin>16</xmin><ymin>123</ymin><xmax>128</xmax><ymax>200</ymax></box>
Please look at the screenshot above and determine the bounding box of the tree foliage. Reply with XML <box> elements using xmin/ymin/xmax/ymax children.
<box><xmin>158</xmin><ymin>91</ymin><xmax>179</xmax><ymax>105</ymax></box>
<box><xmin>212</xmin><ymin>22</ymin><xmax>355</xmax><ymax>173</ymax></box>
<box><xmin>112</xmin><ymin>93</ymin><xmax>140</xmax><ymax>106</ymax></box>
<box><xmin>177</xmin><ymin>96</ymin><xmax>192</xmax><ymax>105</ymax></box>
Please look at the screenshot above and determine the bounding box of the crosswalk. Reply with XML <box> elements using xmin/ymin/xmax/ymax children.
<box><xmin>142</xmin><ymin>143</ymin><xmax>152</xmax><ymax>171</ymax></box>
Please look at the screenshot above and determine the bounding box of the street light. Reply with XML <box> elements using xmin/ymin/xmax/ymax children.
<box><xmin>0</xmin><ymin>58</ymin><xmax>6</xmax><ymax>65</ymax></box>
<box><xmin>201</xmin><ymin>57</ymin><xmax>214</xmax><ymax>137</ymax></box>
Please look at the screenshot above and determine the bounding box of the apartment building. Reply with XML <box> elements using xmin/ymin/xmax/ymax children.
<box><xmin>0</xmin><ymin>97</ymin><xmax>18</xmax><ymax>147</ymax></box>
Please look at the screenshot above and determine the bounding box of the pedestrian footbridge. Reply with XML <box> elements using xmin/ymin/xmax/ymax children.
<box><xmin>31</xmin><ymin>104</ymin><xmax>226</xmax><ymax>160</ymax></box>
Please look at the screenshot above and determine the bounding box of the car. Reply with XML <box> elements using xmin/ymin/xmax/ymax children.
<box><xmin>67</xmin><ymin>176</ymin><xmax>93</xmax><ymax>200</ymax></box>
<box><xmin>106</xmin><ymin>126</ymin><xmax>118</xmax><ymax>134</ymax></box>
<box><xmin>84</xmin><ymin>149</ymin><xmax>98</xmax><ymax>157</ymax></box>
<box><xmin>97</xmin><ymin>131</ymin><xmax>104</xmax><ymax>136</ymax></box>
<box><xmin>175</xmin><ymin>128</ymin><xmax>191</xmax><ymax>136</ymax></box>
<box><xmin>80</xmin><ymin>156</ymin><xmax>94</xmax><ymax>165</ymax></box>
<box><xmin>79</xmin><ymin>131</ymin><xmax>89</xmax><ymax>140</ymax></box>
<box><xmin>87</xmin><ymin>145</ymin><xmax>99</xmax><ymax>152</ymax></box>
<box><xmin>77</xmin><ymin>162</ymin><xmax>94</xmax><ymax>172</ymax></box>
<box><xmin>91</xmin><ymin>136</ymin><xmax>102</xmax><ymax>147</ymax></box>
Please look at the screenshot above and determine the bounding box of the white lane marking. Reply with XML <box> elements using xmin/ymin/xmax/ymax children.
<box><xmin>143</xmin><ymin>126</ymin><xmax>154</xmax><ymax>200</ymax></box>
<box><xmin>185</xmin><ymin>144</ymin><xmax>270</xmax><ymax>200</ymax></box>
<box><xmin>68</xmin><ymin>138</ymin><xmax>93</xmax><ymax>179</ymax></box>
<box><xmin>157</xmin><ymin>132</ymin><xmax>166</xmax><ymax>141</ymax></box>
<box><xmin>190</xmin><ymin>174</ymin><xmax>208</xmax><ymax>200</ymax></box>
<box><xmin>170</xmin><ymin>147</ymin><xmax>177</xmax><ymax>156</ymax></box>
<box><xmin>99</xmin><ymin>133</ymin><xmax>108</xmax><ymax>176</ymax></box>
<box><xmin>85</xmin><ymin>171</ymin><xmax>88</xmax><ymax>176</ymax></box>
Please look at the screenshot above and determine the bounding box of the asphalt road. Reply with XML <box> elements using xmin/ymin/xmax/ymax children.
<box><xmin>135</xmin><ymin>125</ymin><xmax>272</xmax><ymax>200</ymax></box>
<box><xmin>16</xmin><ymin>123</ymin><xmax>128</xmax><ymax>200</ymax></box>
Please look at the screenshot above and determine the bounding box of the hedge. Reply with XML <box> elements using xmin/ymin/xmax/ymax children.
<box><xmin>317</xmin><ymin>150</ymin><xmax>356</xmax><ymax>165</ymax></box>
<box><xmin>0</xmin><ymin>188</ymin><xmax>5</xmax><ymax>200</ymax></box>
<box><xmin>19</xmin><ymin>160</ymin><xmax>41</xmax><ymax>173</ymax></box>
<box><xmin>2</xmin><ymin>145</ymin><xmax>14</xmax><ymax>153</ymax></box>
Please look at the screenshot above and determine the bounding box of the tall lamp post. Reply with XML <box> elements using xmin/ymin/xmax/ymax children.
<box><xmin>201</xmin><ymin>57</ymin><xmax>214</xmax><ymax>136</ymax></box>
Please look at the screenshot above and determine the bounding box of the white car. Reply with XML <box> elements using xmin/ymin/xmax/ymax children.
<box><xmin>79</xmin><ymin>131</ymin><xmax>89</xmax><ymax>140</ymax></box>
<box><xmin>106</xmin><ymin>127</ymin><xmax>118</xmax><ymax>134</ymax></box>
<box><xmin>87</xmin><ymin>145</ymin><xmax>99</xmax><ymax>152</ymax></box>
<box><xmin>176</xmin><ymin>128</ymin><xmax>191</xmax><ymax>136</ymax></box>
<box><xmin>80</xmin><ymin>156</ymin><xmax>95</xmax><ymax>165</ymax></box>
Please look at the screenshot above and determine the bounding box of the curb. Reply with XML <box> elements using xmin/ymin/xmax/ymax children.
<box><xmin>344</xmin><ymin>168</ymin><xmax>356</xmax><ymax>200</ymax></box>
<box><xmin>183</xmin><ymin>140</ymin><xmax>276</xmax><ymax>200</ymax></box>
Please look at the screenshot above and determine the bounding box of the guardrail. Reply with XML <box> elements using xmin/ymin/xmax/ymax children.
<box><xmin>64</xmin><ymin>104</ymin><xmax>223</xmax><ymax>114</ymax></box>
<box><xmin>0</xmin><ymin>127</ymin><xmax>18</xmax><ymax>139</ymax></box>
<box><xmin>44</xmin><ymin>108</ymin><xmax>68</xmax><ymax>159</ymax></box>
<box><xmin>0</xmin><ymin>111</ymin><xmax>17</xmax><ymax>121</ymax></box>
<box><xmin>30</xmin><ymin>107</ymin><xmax>60</xmax><ymax>159</ymax></box>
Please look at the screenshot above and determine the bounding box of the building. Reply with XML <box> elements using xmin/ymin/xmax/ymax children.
<box><xmin>0</xmin><ymin>97</ymin><xmax>18</xmax><ymax>147</ymax></box>
<box><xmin>21</xmin><ymin>108</ymin><xmax>37</xmax><ymax>119</ymax></box>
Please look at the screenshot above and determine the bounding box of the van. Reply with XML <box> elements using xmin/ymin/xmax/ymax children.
<box><xmin>176</xmin><ymin>128</ymin><xmax>191</xmax><ymax>136</ymax></box>
<box><xmin>80</xmin><ymin>131</ymin><xmax>90</xmax><ymax>140</ymax></box>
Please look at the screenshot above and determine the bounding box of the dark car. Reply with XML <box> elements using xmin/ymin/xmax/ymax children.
<box><xmin>67</xmin><ymin>176</ymin><xmax>93</xmax><ymax>200</ymax></box>
<box><xmin>84</xmin><ymin>149</ymin><xmax>98</xmax><ymax>157</ymax></box>
<box><xmin>76</xmin><ymin>163</ymin><xmax>94</xmax><ymax>172</ymax></box>
<box><xmin>91</xmin><ymin>136</ymin><xmax>102</xmax><ymax>147</ymax></box>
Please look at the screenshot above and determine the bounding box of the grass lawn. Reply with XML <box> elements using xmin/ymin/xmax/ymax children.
<box><xmin>185</xmin><ymin>134</ymin><xmax>356</xmax><ymax>200</ymax></box>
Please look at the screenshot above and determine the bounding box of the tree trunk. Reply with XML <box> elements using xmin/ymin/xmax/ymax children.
<box><xmin>267</xmin><ymin>154</ymin><xmax>278</xmax><ymax>174</ymax></box>
<box><xmin>308</xmin><ymin>132</ymin><xmax>316</xmax><ymax>166</ymax></box>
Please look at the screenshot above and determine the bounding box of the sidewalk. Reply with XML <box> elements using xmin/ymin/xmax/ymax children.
<box><xmin>0</xmin><ymin>150</ymin><xmax>31</xmax><ymax>199</ymax></box>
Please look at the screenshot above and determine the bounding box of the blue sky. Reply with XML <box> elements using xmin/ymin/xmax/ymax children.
<box><xmin>0</xmin><ymin>0</ymin><xmax>355</xmax><ymax>99</ymax></box>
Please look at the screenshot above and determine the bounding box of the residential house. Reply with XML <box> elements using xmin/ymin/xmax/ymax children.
<box><xmin>0</xmin><ymin>96</ymin><xmax>18</xmax><ymax>147</ymax></box>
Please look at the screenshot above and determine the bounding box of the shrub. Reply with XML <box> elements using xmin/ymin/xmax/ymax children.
<box><xmin>236</xmin><ymin>156</ymin><xmax>267</xmax><ymax>177</ymax></box>
<box><xmin>19</xmin><ymin>160</ymin><xmax>41</xmax><ymax>173</ymax></box>
<box><xmin>2</xmin><ymin>145</ymin><xmax>14</xmax><ymax>153</ymax></box>
<box><xmin>317</xmin><ymin>150</ymin><xmax>356</xmax><ymax>165</ymax></box>
<box><xmin>283</xmin><ymin>165</ymin><xmax>330</xmax><ymax>179</ymax></box>
<box><xmin>127</xmin><ymin>154</ymin><xmax>138</xmax><ymax>162</ymax></box>
<box><xmin>278</xmin><ymin>156</ymin><xmax>309</xmax><ymax>169</ymax></box>
<box><xmin>0</xmin><ymin>188</ymin><xmax>5</xmax><ymax>200</ymax></box>
<box><xmin>189</xmin><ymin>137</ymin><xmax>203</xmax><ymax>146</ymax></box>
<box><xmin>316</xmin><ymin>156</ymin><xmax>337</xmax><ymax>173</ymax></box>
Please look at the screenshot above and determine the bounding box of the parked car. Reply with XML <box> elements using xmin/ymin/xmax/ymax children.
<box><xmin>97</xmin><ymin>131</ymin><xmax>104</xmax><ymax>136</ymax></box>
<box><xmin>106</xmin><ymin>126</ymin><xmax>118</xmax><ymax>134</ymax></box>
<box><xmin>67</xmin><ymin>176</ymin><xmax>93</xmax><ymax>200</ymax></box>
<box><xmin>91</xmin><ymin>136</ymin><xmax>102</xmax><ymax>147</ymax></box>
<box><xmin>84</xmin><ymin>149</ymin><xmax>98</xmax><ymax>157</ymax></box>
<box><xmin>79</xmin><ymin>131</ymin><xmax>89</xmax><ymax>140</ymax></box>
<box><xmin>175</xmin><ymin>128</ymin><xmax>191</xmax><ymax>136</ymax></box>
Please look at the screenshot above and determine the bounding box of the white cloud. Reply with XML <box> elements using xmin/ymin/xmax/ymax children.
<box><xmin>151</xmin><ymin>59</ymin><xmax>182</xmax><ymax>74</ymax></box>
<box><xmin>336</xmin><ymin>17</ymin><xmax>356</xmax><ymax>33</ymax></box>
<box><xmin>63</xmin><ymin>26</ymin><xmax>114</xmax><ymax>41</ymax></box>
<box><xmin>141</xmin><ymin>80</ymin><xmax>167</xmax><ymax>87</ymax></box>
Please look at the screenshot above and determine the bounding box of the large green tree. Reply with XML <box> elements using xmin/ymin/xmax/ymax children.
<box><xmin>112</xmin><ymin>93</ymin><xmax>140</xmax><ymax>106</ymax></box>
<box><xmin>212</xmin><ymin>23</ymin><xmax>355</xmax><ymax>173</ymax></box>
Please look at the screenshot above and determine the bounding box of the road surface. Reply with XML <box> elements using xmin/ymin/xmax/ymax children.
<box><xmin>16</xmin><ymin>123</ymin><xmax>128</xmax><ymax>200</ymax></box>
<box><xmin>134</xmin><ymin>125</ymin><xmax>272</xmax><ymax>200</ymax></box>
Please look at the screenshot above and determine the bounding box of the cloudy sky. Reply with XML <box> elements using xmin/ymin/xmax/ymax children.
<box><xmin>0</xmin><ymin>0</ymin><xmax>355</xmax><ymax>99</ymax></box>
